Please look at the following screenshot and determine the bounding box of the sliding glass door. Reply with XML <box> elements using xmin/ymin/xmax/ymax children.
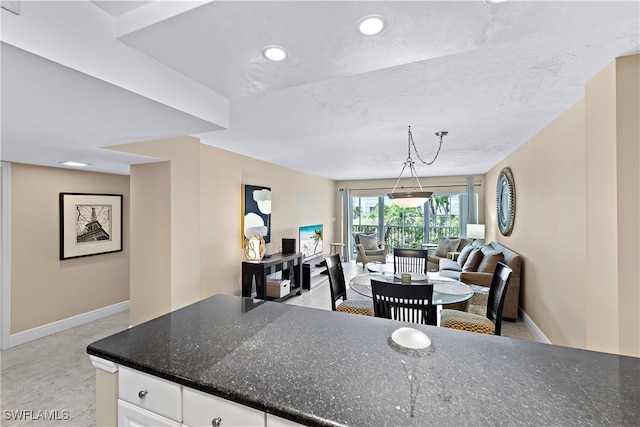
<box><xmin>350</xmin><ymin>192</ymin><xmax>476</xmax><ymax>254</ymax></box>
<box><xmin>351</xmin><ymin>196</ymin><xmax>382</xmax><ymax>237</ymax></box>
<box><xmin>427</xmin><ymin>195</ymin><xmax>463</xmax><ymax>242</ymax></box>
<box><xmin>383</xmin><ymin>200</ymin><xmax>424</xmax><ymax>251</ymax></box>
<box><xmin>350</xmin><ymin>195</ymin><xmax>426</xmax><ymax>254</ymax></box>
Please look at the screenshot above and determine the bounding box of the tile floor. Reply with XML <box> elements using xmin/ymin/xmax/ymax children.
<box><xmin>0</xmin><ymin>260</ymin><xmax>534</xmax><ymax>426</ymax></box>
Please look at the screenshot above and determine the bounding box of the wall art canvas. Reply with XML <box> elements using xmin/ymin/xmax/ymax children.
<box><xmin>59</xmin><ymin>193</ymin><xmax>123</xmax><ymax>260</ymax></box>
<box><xmin>242</xmin><ymin>184</ymin><xmax>271</xmax><ymax>244</ymax></box>
<box><xmin>299</xmin><ymin>224</ymin><xmax>323</xmax><ymax>260</ymax></box>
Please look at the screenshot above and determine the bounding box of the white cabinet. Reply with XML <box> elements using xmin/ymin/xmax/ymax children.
<box><xmin>183</xmin><ymin>387</ymin><xmax>265</xmax><ymax>427</ymax></box>
<box><xmin>118</xmin><ymin>366</ymin><xmax>182</xmax><ymax>422</ymax></box>
<box><xmin>118</xmin><ymin>400</ymin><xmax>181</xmax><ymax>427</ymax></box>
<box><xmin>93</xmin><ymin>357</ymin><xmax>294</xmax><ymax>427</ymax></box>
<box><xmin>266</xmin><ymin>413</ymin><xmax>305</xmax><ymax>426</ymax></box>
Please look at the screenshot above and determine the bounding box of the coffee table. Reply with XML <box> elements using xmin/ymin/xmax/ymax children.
<box><xmin>349</xmin><ymin>272</ymin><xmax>474</xmax><ymax>306</ymax></box>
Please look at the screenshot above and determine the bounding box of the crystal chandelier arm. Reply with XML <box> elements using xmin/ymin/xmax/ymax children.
<box><xmin>409</xmin><ymin>127</ymin><xmax>446</xmax><ymax>166</ymax></box>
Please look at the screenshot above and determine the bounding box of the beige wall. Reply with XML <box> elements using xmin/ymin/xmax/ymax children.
<box><xmin>129</xmin><ymin>161</ymin><xmax>172</xmax><ymax>326</ymax></box>
<box><xmin>613</xmin><ymin>56</ymin><xmax>639</xmax><ymax>357</ymax></box>
<box><xmin>113</xmin><ymin>136</ymin><xmax>202</xmax><ymax>326</ymax></box>
<box><xmin>199</xmin><ymin>144</ymin><xmax>336</xmax><ymax>298</ymax></box>
<box><xmin>10</xmin><ymin>163</ymin><xmax>129</xmax><ymax>333</ymax></box>
<box><xmin>112</xmin><ymin>138</ymin><xmax>336</xmax><ymax>324</ymax></box>
<box><xmin>484</xmin><ymin>55</ymin><xmax>639</xmax><ymax>356</ymax></box>
<box><xmin>588</xmin><ymin>55</ymin><xmax>640</xmax><ymax>356</ymax></box>
<box><xmin>485</xmin><ymin>101</ymin><xmax>588</xmax><ymax>348</ymax></box>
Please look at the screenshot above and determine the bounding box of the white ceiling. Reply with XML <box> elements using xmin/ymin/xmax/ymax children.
<box><xmin>2</xmin><ymin>1</ymin><xmax>639</xmax><ymax>179</ymax></box>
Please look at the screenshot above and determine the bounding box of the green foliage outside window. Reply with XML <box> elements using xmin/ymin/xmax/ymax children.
<box><xmin>428</xmin><ymin>195</ymin><xmax>460</xmax><ymax>242</ymax></box>
<box><xmin>351</xmin><ymin>194</ymin><xmax>462</xmax><ymax>252</ymax></box>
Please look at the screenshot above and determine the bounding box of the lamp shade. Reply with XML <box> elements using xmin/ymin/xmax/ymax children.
<box><xmin>388</xmin><ymin>191</ymin><xmax>432</xmax><ymax>208</ymax></box>
<box><xmin>466</xmin><ymin>224</ymin><xmax>486</xmax><ymax>239</ymax></box>
<box><xmin>245</xmin><ymin>226</ymin><xmax>268</xmax><ymax>238</ymax></box>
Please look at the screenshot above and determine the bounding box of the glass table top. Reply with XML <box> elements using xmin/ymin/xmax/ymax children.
<box><xmin>349</xmin><ymin>272</ymin><xmax>474</xmax><ymax>305</ymax></box>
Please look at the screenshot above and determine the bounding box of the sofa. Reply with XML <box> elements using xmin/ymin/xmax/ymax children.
<box><xmin>427</xmin><ymin>237</ymin><xmax>473</xmax><ymax>272</ymax></box>
<box><xmin>439</xmin><ymin>241</ymin><xmax>522</xmax><ymax>321</ymax></box>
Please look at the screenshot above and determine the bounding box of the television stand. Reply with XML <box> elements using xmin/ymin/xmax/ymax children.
<box><xmin>302</xmin><ymin>253</ymin><xmax>328</xmax><ymax>290</ymax></box>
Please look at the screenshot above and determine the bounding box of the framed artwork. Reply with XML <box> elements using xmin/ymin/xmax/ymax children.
<box><xmin>59</xmin><ymin>193</ymin><xmax>123</xmax><ymax>260</ymax></box>
<box><xmin>242</xmin><ymin>184</ymin><xmax>271</xmax><ymax>244</ymax></box>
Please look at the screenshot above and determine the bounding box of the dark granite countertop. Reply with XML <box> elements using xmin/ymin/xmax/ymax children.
<box><xmin>87</xmin><ymin>294</ymin><xmax>639</xmax><ymax>426</ymax></box>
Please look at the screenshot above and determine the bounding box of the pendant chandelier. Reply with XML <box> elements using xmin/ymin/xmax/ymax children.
<box><xmin>388</xmin><ymin>126</ymin><xmax>448</xmax><ymax>208</ymax></box>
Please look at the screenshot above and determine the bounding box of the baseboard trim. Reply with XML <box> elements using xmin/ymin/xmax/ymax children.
<box><xmin>8</xmin><ymin>300</ymin><xmax>129</xmax><ymax>348</ymax></box>
<box><xmin>520</xmin><ymin>307</ymin><xmax>551</xmax><ymax>344</ymax></box>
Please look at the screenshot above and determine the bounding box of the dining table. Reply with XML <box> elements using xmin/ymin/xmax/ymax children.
<box><xmin>349</xmin><ymin>270</ymin><xmax>475</xmax><ymax>306</ymax></box>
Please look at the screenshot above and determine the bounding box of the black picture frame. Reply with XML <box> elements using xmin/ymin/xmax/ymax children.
<box><xmin>59</xmin><ymin>192</ymin><xmax>123</xmax><ymax>260</ymax></box>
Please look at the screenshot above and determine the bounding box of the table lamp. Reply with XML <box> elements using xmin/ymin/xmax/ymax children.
<box><xmin>466</xmin><ymin>224</ymin><xmax>485</xmax><ymax>241</ymax></box>
<box><xmin>244</xmin><ymin>226</ymin><xmax>268</xmax><ymax>261</ymax></box>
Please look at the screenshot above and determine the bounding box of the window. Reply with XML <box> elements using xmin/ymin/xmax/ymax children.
<box><xmin>350</xmin><ymin>191</ymin><xmax>477</xmax><ymax>253</ymax></box>
<box><xmin>427</xmin><ymin>195</ymin><xmax>461</xmax><ymax>242</ymax></box>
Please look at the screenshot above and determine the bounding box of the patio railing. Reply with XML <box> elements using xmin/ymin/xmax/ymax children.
<box><xmin>352</xmin><ymin>224</ymin><xmax>460</xmax><ymax>253</ymax></box>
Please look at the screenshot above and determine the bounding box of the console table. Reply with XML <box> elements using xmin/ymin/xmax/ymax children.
<box><xmin>241</xmin><ymin>252</ymin><xmax>302</xmax><ymax>301</ymax></box>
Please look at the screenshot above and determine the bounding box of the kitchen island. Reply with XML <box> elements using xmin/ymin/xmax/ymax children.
<box><xmin>88</xmin><ymin>294</ymin><xmax>639</xmax><ymax>426</ymax></box>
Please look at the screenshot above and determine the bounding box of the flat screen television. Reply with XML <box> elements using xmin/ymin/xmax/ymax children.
<box><xmin>299</xmin><ymin>224</ymin><xmax>323</xmax><ymax>260</ymax></box>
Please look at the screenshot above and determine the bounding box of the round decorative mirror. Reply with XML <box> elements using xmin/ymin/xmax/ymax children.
<box><xmin>496</xmin><ymin>167</ymin><xmax>515</xmax><ymax>236</ymax></box>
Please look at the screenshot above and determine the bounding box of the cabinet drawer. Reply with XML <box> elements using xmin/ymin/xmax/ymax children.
<box><xmin>118</xmin><ymin>366</ymin><xmax>181</xmax><ymax>422</ymax></box>
<box><xmin>118</xmin><ymin>399</ymin><xmax>181</xmax><ymax>427</ymax></box>
<box><xmin>183</xmin><ymin>387</ymin><xmax>265</xmax><ymax>427</ymax></box>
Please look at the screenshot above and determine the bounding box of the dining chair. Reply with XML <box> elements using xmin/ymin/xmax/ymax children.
<box><xmin>393</xmin><ymin>248</ymin><xmax>429</xmax><ymax>274</ymax></box>
<box><xmin>370</xmin><ymin>279</ymin><xmax>436</xmax><ymax>326</ymax></box>
<box><xmin>325</xmin><ymin>254</ymin><xmax>374</xmax><ymax>316</ymax></box>
<box><xmin>440</xmin><ymin>262</ymin><xmax>513</xmax><ymax>335</ymax></box>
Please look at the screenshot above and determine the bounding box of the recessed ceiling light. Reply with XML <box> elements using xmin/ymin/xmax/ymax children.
<box><xmin>262</xmin><ymin>45</ymin><xmax>288</xmax><ymax>61</ymax></box>
<box><xmin>60</xmin><ymin>161</ymin><xmax>90</xmax><ymax>167</ymax></box>
<box><xmin>357</xmin><ymin>14</ymin><xmax>386</xmax><ymax>36</ymax></box>
<box><xmin>483</xmin><ymin>0</ymin><xmax>508</xmax><ymax>4</ymax></box>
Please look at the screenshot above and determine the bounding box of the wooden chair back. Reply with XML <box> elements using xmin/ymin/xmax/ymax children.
<box><xmin>370</xmin><ymin>279</ymin><xmax>436</xmax><ymax>325</ymax></box>
<box><xmin>393</xmin><ymin>248</ymin><xmax>429</xmax><ymax>274</ymax></box>
<box><xmin>486</xmin><ymin>262</ymin><xmax>513</xmax><ymax>335</ymax></box>
<box><xmin>325</xmin><ymin>253</ymin><xmax>347</xmax><ymax>311</ymax></box>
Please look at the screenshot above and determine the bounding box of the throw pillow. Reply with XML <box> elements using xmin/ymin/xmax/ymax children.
<box><xmin>435</xmin><ymin>237</ymin><xmax>461</xmax><ymax>257</ymax></box>
<box><xmin>353</xmin><ymin>233</ymin><xmax>375</xmax><ymax>245</ymax></box>
<box><xmin>477</xmin><ymin>250</ymin><xmax>505</xmax><ymax>273</ymax></box>
<box><xmin>457</xmin><ymin>243</ymin><xmax>475</xmax><ymax>267</ymax></box>
<box><xmin>359</xmin><ymin>234</ymin><xmax>379</xmax><ymax>250</ymax></box>
<box><xmin>462</xmin><ymin>248</ymin><xmax>484</xmax><ymax>272</ymax></box>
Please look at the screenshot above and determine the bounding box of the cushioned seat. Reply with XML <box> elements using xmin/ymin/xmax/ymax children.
<box><xmin>336</xmin><ymin>299</ymin><xmax>374</xmax><ymax>316</ymax></box>
<box><xmin>427</xmin><ymin>237</ymin><xmax>472</xmax><ymax>271</ymax></box>
<box><xmin>438</xmin><ymin>241</ymin><xmax>522</xmax><ymax>321</ymax></box>
<box><xmin>440</xmin><ymin>310</ymin><xmax>496</xmax><ymax>334</ymax></box>
<box><xmin>440</xmin><ymin>262</ymin><xmax>513</xmax><ymax>336</ymax></box>
<box><xmin>326</xmin><ymin>253</ymin><xmax>374</xmax><ymax>316</ymax></box>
